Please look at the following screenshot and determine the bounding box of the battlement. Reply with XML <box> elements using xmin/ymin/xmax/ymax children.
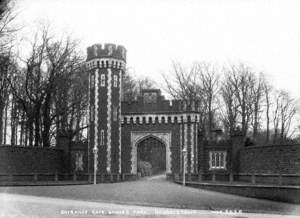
<box><xmin>122</xmin><ymin>99</ymin><xmax>201</xmax><ymax>114</ymax></box>
<box><xmin>87</xmin><ymin>43</ymin><xmax>126</xmax><ymax>62</ymax></box>
<box><xmin>122</xmin><ymin>89</ymin><xmax>201</xmax><ymax>114</ymax></box>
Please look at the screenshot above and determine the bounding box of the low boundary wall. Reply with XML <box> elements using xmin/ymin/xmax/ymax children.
<box><xmin>174</xmin><ymin>180</ymin><xmax>300</xmax><ymax>204</ymax></box>
<box><xmin>239</xmin><ymin>144</ymin><xmax>300</xmax><ymax>174</ymax></box>
<box><xmin>0</xmin><ymin>145</ymin><xmax>64</xmax><ymax>174</ymax></box>
<box><xmin>169</xmin><ymin>173</ymin><xmax>300</xmax><ymax>203</ymax></box>
<box><xmin>0</xmin><ymin>173</ymin><xmax>138</xmax><ymax>185</ymax></box>
<box><xmin>167</xmin><ymin>173</ymin><xmax>300</xmax><ymax>186</ymax></box>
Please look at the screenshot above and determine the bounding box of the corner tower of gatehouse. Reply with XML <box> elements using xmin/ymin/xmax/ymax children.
<box><xmin>86</xmin><ymin>43</ymin><xmax>126</xmax><ymax>174</ymax></box>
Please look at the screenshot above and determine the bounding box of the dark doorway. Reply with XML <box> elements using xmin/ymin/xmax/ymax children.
<box><xmin>137</xmin><ymin>136</ymin><xmax>166</xmax><ymax>175</ymax></box>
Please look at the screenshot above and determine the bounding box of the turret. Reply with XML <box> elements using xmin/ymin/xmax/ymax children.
<box><xmin>87</xmin><ymin>43</ymin><xmax>126</xmax><ymax>174</ymax></box>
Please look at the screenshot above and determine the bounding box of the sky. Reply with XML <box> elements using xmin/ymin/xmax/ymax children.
<box><xmin>14</xmin><ymin>0</ymin><xmax>300</xmax><ymax>101</ymax></box>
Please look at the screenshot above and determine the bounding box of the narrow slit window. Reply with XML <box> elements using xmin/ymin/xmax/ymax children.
<box><xmin>90</xmin><ymin>106</ymin><xmax>94</xmax><ymax>121</ymax></box>
<box><xmin>90</xmin><ymin>74</ymin><xmax>95</xmax><ymax>88</ymax></box>
<box><xmin>113</xmin><ymin>75</ymin><xmax>118</xmax><ymax>87</ymax></box>
<box><xmin>100</xmin><ymin>74</ymin><xmax>105</xmax><ymax>87</ymax></box>
<box><xmin>113</xmin><ymin>106</ymin><xmax>118</xmax><ymax>122</ymax></box>
<box><xmin>100</xmin><ymin>130</ymin><xmax>105</xmax><ymax>146</ymax></box>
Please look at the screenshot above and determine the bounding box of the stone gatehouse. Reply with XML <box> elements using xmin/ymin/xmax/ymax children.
<box><xmin>86</xmin><ymin>43</ymin><xmax>230</xmax><ymax>176</ymax></box>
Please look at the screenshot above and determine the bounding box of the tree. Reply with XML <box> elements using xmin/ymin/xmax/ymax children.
<box><xmin>122</xmin><ymin>69</ymin><xmax>156</xmax><ymax>102</ymax></box>
<box><xmin>0</xmin><ymin>0</ymin><xmax>17</xmax><ymax>52</ymax></box>
<box><xmin>278</xmin><ymin>91</ymin><xmax>297</xmax><ymax>143</ymax></box>
<box><xmin>250</xmin><ymin>73</ymin><xmax>264</xmax><ymax>139</ymax></box>
<box><xmin>163</xmin><ymin>61</ymin><xmax>219</xmax><ymax>136</ymax></box>
<box><xmin>272</xmin><ymin>90</ymin><xmax>281</xmax><ymax>144</ymax></box>
<box><xmin>163</xmin><ymin>61</ymin><xmax>201</xmax><ymax>101</ymax></box>
<box><xmin>10</xmin><ymin>25</ymin><xmax>84</xmax><ymax>147</ymax></box>
<box><xmin>223</xmin><ymin>64</ymin><xmax>257</xmax><ymax>137</ymax></box>
<box><xmin>0</xmin><ymin>54</ymin><xmax>14</xmax><ymax>144</ymax></box>
<box><xmin>0</xmin><ymin>0</ymin><xmax>18</xmax><ymax>145</ymax></box>
<box><xmin>262</xmin><ymin>77</ymin><xmax>272</xmax><ymax>143</ymax></box>
<box><xmin>220</xmin><ymin>73</ymin><xmax>239</xmax><ymax>136</ymax></box>
<box><xmin>195</xmin><ymin>62</ymin><xmax>219</xmax><ymax>139</ymax></box>
<box><xmin>122</xmin><ymin>71</ymin><xmax>137</xmax><ymax>101</ymax></box>
<box><xmin>54</xmin><ymin>64</ymin><xmax>89</xmax><ymax>143</ymax></box>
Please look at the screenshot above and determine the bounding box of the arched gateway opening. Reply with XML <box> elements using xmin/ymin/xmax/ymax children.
<box><xmin>130</xmin><ymin>131</ymin><xmax>171</xmax><ymax>174</ymax></box>
<box><xmin>137</xmin><ymin>136</ymin><xmax>166</xmax><ymax>175</ymax></box>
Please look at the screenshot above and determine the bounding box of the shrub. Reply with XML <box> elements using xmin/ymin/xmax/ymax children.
<box><xmin>137</xmin><ymin>161</ymin><xmax>152</xmax><ymax>177</ymax></box>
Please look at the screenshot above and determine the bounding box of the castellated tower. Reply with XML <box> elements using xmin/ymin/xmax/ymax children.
<box><xmin>86</xmin><ymin>43</ymin><xmax>126</xmax><ymax>174</ymax></box>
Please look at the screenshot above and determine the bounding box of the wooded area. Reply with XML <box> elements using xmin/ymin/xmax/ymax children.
<box><xmin>163</xmin><ymin>61</ymin><xmax>299</xmax><ymax>144</ymax></box>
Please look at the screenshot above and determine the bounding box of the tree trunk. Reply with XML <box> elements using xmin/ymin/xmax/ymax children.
<box><xmin>24</xmin><ymin>123</ymin><xmax>28</xmax><ymax>147</ymax></box>
<box><xmin>10</xmin><ymin>97</ymin><xmax>16</xmax><ymax>146</ymax></box>
<box><xmin>42</xmin><ymin>93</ymin><xmax>51</xmax><ymax>147</ymax></box>
<box><xmin>34</xmin><ymin>106</ymin><xmax>41</xmax><ymax>147</ymax></box>
<box><xmin>273</xmin><ymin>128</ymin><xmax>278</xmax><ymax>144</ymax></box>
<box><xmin>265</xmin><ymin>91</ymin><xmax>270</xmax><ymax>143</ymax></box>
<box><xmin>28</xmin><ymin>117</ymin><xmax>34</xmax><ymax>146</ymax></box>
<box><xmin>19</xmin><ymin>112</ymin><xmax>25</xmax><ymax>146</ymax></box>
<box><xmin>208</xmin><ymin>102</ymin><xmax>213</xmax><ymax>140</ymax></box>
<box><xmin>0</xmin><ymin>102</ymin><xmax>4</xmax><ymax>145</ymax></box>
<box><xmin>75</xmin><ymin>109</ymin><xmax>81</xmax><ymax>142</ymax></box>
<box><xmin>253</xmin><ymin>103</ymin><xmax>258</xmax><ymax>139</ymax></box>
<box><xmin>3</xmin><ymin>99</ymin><xmax>8</xmax><ymax>144</ymax></box>
<box><xmin>280</xmin><ymin>121</ymin><xmax>285</xmax><ymax>144</ymax></box>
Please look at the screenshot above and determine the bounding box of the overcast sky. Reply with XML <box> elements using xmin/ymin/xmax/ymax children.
<box><xmin>15</xmin><ymin>0</ymin><xmax>300</xmax><ymax>100</ymax></box>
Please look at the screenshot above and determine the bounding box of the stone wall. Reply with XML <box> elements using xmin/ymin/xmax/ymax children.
<box><xmin>0</xmin><ymin>145</ymin><xmax>64</xmax><ymax>174</ymax></box>
<box><xmin>239</xmin><ymin>144</ymin><xmax>300</xmax><ymax>174</ymax></box>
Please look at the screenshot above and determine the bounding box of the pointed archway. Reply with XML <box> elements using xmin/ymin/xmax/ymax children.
<box><xmin>137</xmin><ymin>136</ymin><xmax>166</xmax><ymax>175</ymax></box>
<box><xmin>130</xmin><ymin>131</ymin><xmax>172</xmax><ymax>174</ymax></box>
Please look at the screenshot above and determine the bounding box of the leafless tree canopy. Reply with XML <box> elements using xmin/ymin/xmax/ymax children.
<box><xmin>2</xmin><ymin>24</ymin><xmax>88</xmax><ymax>147</ymax></box>
<box><xmin>164</xmin><ymin>61</ymin><xmax>299</xmax><ymax>144</ymax></box>
<box><xmin>0</xmin><ymin>2</ymin><xmax>299</xmax><ymax>147</ymax></box>
<box><xmin>163</xmin><ymin>61</ymin><xmax>220</xmax><ymax>138</ymax></box>
<box><xmin>122</xmin><ymin>69</ymin><xmax>156</xmax><ymax>102</ymax></box>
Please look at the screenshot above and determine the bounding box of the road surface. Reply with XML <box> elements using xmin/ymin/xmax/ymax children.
<box><xmin>0</xmin><ymin>174</ymin><xmax>299</xmax><ymax>217</ymax></box>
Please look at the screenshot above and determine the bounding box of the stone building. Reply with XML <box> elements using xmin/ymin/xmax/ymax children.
<box><xmin>86</xmin><ymin>43</ymin><xmax>228</xmax><ymax>176</ymax></box>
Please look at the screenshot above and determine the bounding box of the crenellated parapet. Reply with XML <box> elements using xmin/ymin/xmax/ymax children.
<box><xmin>86</xmin><ymin>43</ymin><xmax>126</xmax><ymax>71</ymax></box>
<box><xmin>87</xmin><ymin>43</ymin><xmax>126</xmax><ymax>61</ymax></box>
<box><xmin>121</xmin><ymin>98</ymin><xmax>202</xmax><ymax>114</ymax></box>
<box><xmin>121</xmin><ymin>113</ymin><xmax>201</xmax><ymax>125</ymax></box>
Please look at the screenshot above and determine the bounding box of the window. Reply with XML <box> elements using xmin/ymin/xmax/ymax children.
<box><xmin>100</xmin><ymin>130</ymin><xmax>105</xmax><ymax>146</ymax></box>
<box><xmin>90</xmin><ymin>106</ymin><xmax>94</xmax><ymax>121</ymax></box>
<box><xmin>113</xmin><ymin>75</ymin><xmax>118</xmax><ymax>87</ymax></box>
<box><xmin>209</xmin><ymin>151</ymin><xmax>227</xmax><ymax>170</ymax></box>
<box><xmin>100</xmin><ymin>74</ymin><xmax>105</xmax><ymax>87</ymax></box>
<box><xmin>113</xmin><ymin>106</ymin><xmax>118</xmax><ymax>121</ymax></box>
<box><xmin>90</xmin><ymin>74</ymin><xmax>95</xmax><ymax>88</ymax></box>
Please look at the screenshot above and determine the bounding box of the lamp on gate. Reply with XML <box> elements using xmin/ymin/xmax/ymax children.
<box><xmin>182</xmin><ymin>147</ymin><xmax>187</xmax><ymax>186</ymax></box>
<box><xmin>93</xmin><ymin>147</ymin><xmax>98</xmax><ymax>185</ymax></box>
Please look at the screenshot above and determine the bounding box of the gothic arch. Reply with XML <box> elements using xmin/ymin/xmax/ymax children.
<box><xmin>130</xmin><ymin>131</ymin><xmax>172</xmax><ymax>174</ymax></box>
